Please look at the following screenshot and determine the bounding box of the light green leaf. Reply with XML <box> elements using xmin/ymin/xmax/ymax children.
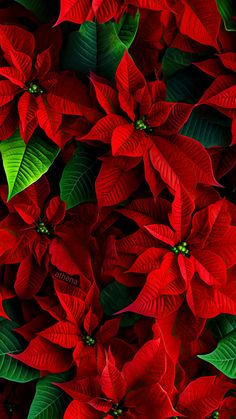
<box><xmin>0</xmin><ymin>130</ymin><xmax>59</xmax><ymax>200</ymax></box>
<box><xmin>180</xmin><ymin>107</ymin><xmax>232</xmax><ymax>147</ymax></box>
<box><xmin>198</xmin><ymin>330</ymin><xmax>236</xmax><ymax>379</ymax></box>
<box><xmin>60</xmin><ymin>143</ymin><xmax>100</xmax><ymax>209</ymax></box>
<box><xmin>216</xmin><ymin>0</ymin><xmax>236</xmax><ymax>31</ymax></box>
<box><xmin>0</xmin><ymin>319</ymin><xmax>39</xmax><ymax>383</ymax></box>
<box><xmin>27</xmin><ymin>372</ymin><xmax>71</xmax><ymax>419</ymax></box>
<box><xmin>62</xmin><ymin>15</ymin><xmax>139</xmax><ymax>79</ymax></box>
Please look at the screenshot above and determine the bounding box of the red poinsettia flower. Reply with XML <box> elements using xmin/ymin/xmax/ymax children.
<box><xmin>0</xmin><ymin>178</ymin><xmax>96</xmax><ymax>297</ymax></box>
<box><xmin>176</xmin><ymin>375</ymin><xmax>235</xmax><ymax>419</ymax></box>
<box><xmin>0</xmin><ymin>24</ymin><xmax>90</xmax><ymax>144</ymax></box>
<box><xmin>114</xmin><ymin>186</ymin><xmax>236</xmax><ymax>318</ymax></box>
<box><xmin>81</xmin><ymin>51</ymin><xmax>218</xmax><ymax>206</ymax></box>
<box><xmin>37</xmin><ymin>278</ymin><xmax>119</xmax><ymax>378</ymax></box>
<box><xmin>61</xmin><ymin>338</ymin><xmax>180</xmax><ymax>419</ymax></box>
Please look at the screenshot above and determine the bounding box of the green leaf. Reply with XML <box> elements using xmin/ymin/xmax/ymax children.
<box><xmin>120</xmin><ymin>313</ymin><xmax>141</xmax><ymax>327</ymax></box>
<box><xmin>207</xmin><ymin>314</ymin><xmax>236</xmax><ymax>341</ymax></box>
<box><xmin>60</xmin><ymin>143</ymin><xmax>100</xmax><ymax>209</ymax></box>
<box><xmin>27</xmin><ymin>372</ymin><xmax>71</xmax><ymax>419</ymax></box>
<box><xmin>0</xmin><ymin>319</ymin><xmax>39</xmax><ymax>383</ymax></box>
<box><xmin>100</xmin><ymin>281</ymin><xmax>133</xmax><ymax>316</ymax></box>
<box><xmin>166</xmin><ymin>67</ymin><xmax>211</xmax><ymax>103</ymax></box>
<box><xmin>198</xmin><ymin>331</ymin><xmax>236</xmax><ymax>379</ymax></box>
<box><xmin>62</xmin><ymin>15</ymin><xmax>139</xmax><ymax>79</ymax></box>
<box><xmin>180</xmin><ymin>107</ymin><xmax>232</xmax><ymax>147</ymax></box>
<box><xmin>14</xmin><ymin>0</ymin><xmax>57</xmax><ymax>22</ymax></box>
<box><xmin>216</xmin><ymin>0</ymin><xmax>236</xmax><ymax>31</ymax></box>
<box><xmin>3</xmin><ymin>298</ymin><xmax>23</xmax><ymax>324</ymax></box>
<box><xmin>0</xmin><ymin>130</ymin><xmax>59</xmax><ymax>201</ymax></box>
<box><xmin>162</xmin><ymin>48</ymin><xmax>193</xmax><ymax>80</ymax></box>
<box><xmin>114</xmin><ymin>13</ymin><xmax>140</xmax><ymax>48</ymax></box>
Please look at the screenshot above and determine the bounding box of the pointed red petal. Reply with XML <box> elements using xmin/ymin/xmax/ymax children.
<box><xmin>9</xmin><ymin>50</ymin><xmax>32</xmax><ymax>78</ymax></box>
<box><xmin>177</xmin><ymin>376</ymin><xmax>231</xmax><ymax>417</ymax></box>
<box><xmin>14</xmin><ymin>255</ymin><xmax>47</xmax><ymax>299</ymax></box>
<box><xmin>192</xmin><ymin>249</ymin><xmax>227</xmax><ymax>286</ymax></box>
<box><xmin>169</xmin><ymin>184</ymin><xmax>194</xmax><ymax>240</ymax></box>
<box><xmin>55</xmin><ymin>0</ymin><xmax>92</xmax><ymax>25</ymax></box>
<box><xmin>101</xmin><ymin>353</ymin><xmax>127</xmax><ymax>402</ymax></box>
<box><xmin>127</xmin><ymin>248</ymin><xmax>167</xmax><ymax>273</ymax></box>
<box><xmin>180</xmin><ymin>0</ymin><xmax>221</xmax><ymax>49</ymax></box>
<box><xmin>81</xmin><ymin>115</ymin><xmax>126</xmax><ymax>144</ymax></box>
<box><xmin>112</xmin><ymin>124</ymin><xmax>147</xmax><ymax>157</ymax></box>
<box><xmin>11</xmin><ymin>336</ymin><xmax>72</xmax><ymax>373</ymax></box>
<box><xmin>0</xmin><ymin>24</ymin><xmax>35</xmax><ymax>56</ymax></box>
<box><xmin>115</xmin><ymin>50</ymin><xmax>146</xmax><ymax>94</ymax></box>
<box><xmin>123</xmin><ymin>338</ymin><xmax>166</xmax><ymax>388</ymax></box>
<box><xmin>56</xmin><ymin>292</ymin><xmax>85</xmax><ymax>325</ymax></box>
<box><xmin>39</xmin><ymin>321</ymin><xmax>78</xmax><ymax>348</ymax></box>
<box><xmin>18</xmin><ymin>92</ymin><xmax>38</xmax><ymax>142</ymax></box>
<box><xmin>90</xmin><ymin>74</ymin><xmax>119</xmax><ymax>114</ymax></box>
<box><xmin>37</xmin><ymin>95</ymin><xmax>62</xmax><ymax>139</ymax></box>
<box><xmin>46</xmin><ymin>196</ymin><xmax>66</xmax><ymax>225</ymax></box>
<box><xmin>145</xmin><ymin>224</ymin><xmax>176</xmax><ymax>246</ymax></box>
<box><xmin>187</xmin><ymin>275</ymin><xmax>236</xmax><ymax>318</ymax></box>
<box><xmin>64</xmin><ymin>401</ymin><xmax>100</xmax><ymax>419</ymax></box>
<box><xmin>0</xmin><ymin>80</ymin><xmax>18</xmax><ymax>106</ymax></box>
<box><xmin>47</xmin><ymin>75</ymin><xmax>91</xmax><ymax>115</ymax></box>
<box><xmin>96</xmin><ymin>157</ymin><xmax>142</xmax><ymax>207</ymax></box>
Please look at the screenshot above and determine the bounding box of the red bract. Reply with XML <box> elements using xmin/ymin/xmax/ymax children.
<box><xmin>179</xmin><ymin>0</ymin><xmax>221</xmax><ymax>50</ymax></box>
<box><xmin>81</xmin><ymin>51</ymin><xmax>218</xmax><ymax>206</ymax></box>
<box><xmin>177</xmin><ymin>375</ymin><xmax>234</xmax><ymax>419</ymax></box>
<box><xmin>0</xmin><ymin>178</ymin><xmax>96</xmax><ymax>296</ymax></box>
<box><xmin>61</xmin><ymin>338</ymin><xmax>180</xmax><ymax>419</ymax></box>
<box><xmin>115</xmin><ymin>186</ymin><xmax>236</xmax><ymax>318</ymax></box>
<box><xmin>199</xmin><ymin>75</ymin><xmax>236</xmax><ymax>143</ymax></box>
<box><xmin>37</xmin><ymin>279</ymin><xmax>117</xmax><ymax>377</ymax></box>
<box><xmin>0</xmin><ymin>0</ymin><xmax>235</xmax><ymax>416</ymax></box>
<box><xmin>56</xmin><ymin>0</ymin><xmax>164</xmax><ymax>25</ymax></box>
<box><xmin>0</xmin><ymin>24</ymin><xmax>90</xmax><ymax>144</ymax></box>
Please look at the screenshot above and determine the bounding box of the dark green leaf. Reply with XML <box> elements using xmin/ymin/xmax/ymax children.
<box><xmin>207</xmin><ymin>314</ymin><xmax>236</xmax><ymax>341</ymax></box>
<box><xmin>60</xmin><ymin>143</ymin><xmax>100</xmax><ymax>209</ymax></box>
<box><xmin>166</xmin><ymin>67</ymin><xmax>212</xmax><ymax>103</ymax></box>
<box><xmin>120</xmin><ymin>313</ymin><xmax>141</xmax><ymax>327</ymax></box>
<box><xmin>14</xmin><ymin>0</ymin><xmax>57</xmax><ymax>22</ymax></box>
<box><xmin>180</xmin><ymin>107</ymin><xmax>232</xmax><ymax>147</ymax></box>
<box><xmin>27</xmin><ymin>372</ymin><xmax>71</xmax><ymax>419</ymax></box>
<box><xmin>0</xmin><ymin>319</ymin><xmax>39</xmax><ymax>382</ymax></box>
<box><xmin>216</xmin><ymin>0</ymin><xmax>236</xmax><ymax>31</ymax></box>
<box><xmin>3</xmin><ymin>298</ymin><xmax>23</xmax><ymax>324</ymax></box>
<box><xmin>198</xmin><ymin>331</ymin><xmax>236</xmax><ymax>379</ymax></box>
<box><xmin>62</xmin><ymin>15</ymin><xmax>139</xmax><ymax>79</ymax></box>
<box><xmin>162</xmin><ymin>48</ymin><xmax>193</xmax><ymax>80</ymax></box>
<box><xmin>100</xmin><ymin>281</ymin><xmax>133</xmax><ymax>316</ymax></box>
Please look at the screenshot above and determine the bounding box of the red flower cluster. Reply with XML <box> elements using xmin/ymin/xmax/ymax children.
<box><xmin>0</xmin><ymin>0</ymin><xmax>235</xmax><ymax>418</ymax></box>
